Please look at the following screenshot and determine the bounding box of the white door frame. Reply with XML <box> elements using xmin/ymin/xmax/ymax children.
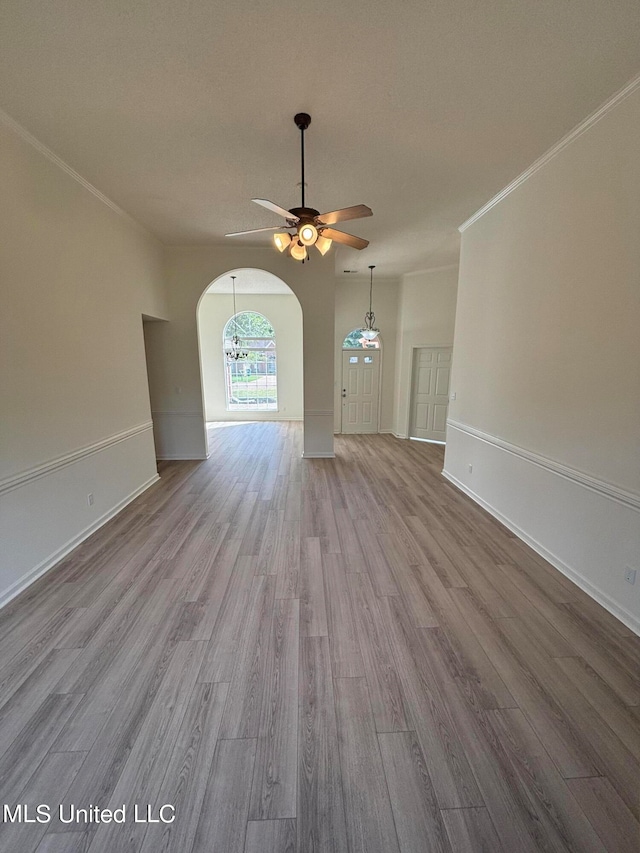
<box><xmin>407</xmin><ymin>343</ymin><xmax>453</xmax><ymax>442</ymax></box>
<box><xmin>340</xmin><ymin>341</ymin><xmax>384</xmax><ymax>434</ymax></box>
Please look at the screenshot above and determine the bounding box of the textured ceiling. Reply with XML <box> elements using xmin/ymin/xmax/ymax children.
<box><xmin>1</xmin><ymin>0</ymin><xmax>639</xmax><ymax>276</ymax></box>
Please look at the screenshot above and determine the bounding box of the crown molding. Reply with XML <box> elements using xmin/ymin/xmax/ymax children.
<box><xmin>403</xmin><ymin>263</ymin><xmax>459</xmax><ymax>277</ymax></box>
<box><xmin>459</xmin><ymin>72</ymin><xmax>640</xmax><ymax>233</ymax></box>
<box><xmin>0</xmin><ymin>107</ymin><xmax>154</xmax><ymax>238</ymax></box>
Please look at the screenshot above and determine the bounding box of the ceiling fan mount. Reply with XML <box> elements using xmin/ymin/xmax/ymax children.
<box><xmin>226</xmin><ymin>112</ymin><xmax>372</xmax><ymax>261</ymax></box>
<box><xmin>293</xmin><ymin>112</ymin><xmax>311</xmax><ymax>132</ymax></box>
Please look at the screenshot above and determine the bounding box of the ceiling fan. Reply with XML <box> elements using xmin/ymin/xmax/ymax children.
<box><xmin>225</xmin><ymin>113</ymin><xmax>372</xmax><ymax>261</ymax></box>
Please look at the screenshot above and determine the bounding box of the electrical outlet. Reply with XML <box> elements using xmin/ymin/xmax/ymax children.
<box><xmin>625</xmin><ymin>568</ymin><xmax>637</xmax><ymax>585</ymax></box>
<box><xmin>468</xmin><ymin>464</ymin><xmax>473</xmax><ymax>473</ymax></box>
<box><xmin>87</xmin><ymin>493</ymin><xmax>94</xmax><ymax>507</ymax></box>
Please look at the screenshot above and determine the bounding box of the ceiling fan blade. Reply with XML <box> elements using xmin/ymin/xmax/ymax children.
<box><xmin>252</xmin><ymin>198</ymin><xmax>299</xmax><ymax>222</ymax></box>
<box><xmin>316</xmin><ymin>204</ymin><xmax>373</xmax><ymax>226</ymax></box>
<box><xmin>225</xmin><ymin>226</ymin><xmax>286</xmax><ymax>237</ymax></box>
<box><xmin>320</xmin><ymin>227</ymin><xmax>369</xmax><ymax>250</ymax></box>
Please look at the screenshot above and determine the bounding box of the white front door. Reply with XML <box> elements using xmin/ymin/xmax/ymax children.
<box><xmin>409</xmin><ymin>347</ymin><xmax>452</xmax><ymax>442</ymax></box>
<box><xmin>341</xmin><ymin>350</ymin><xmax>380</xmax><ymax>434</ymax></box>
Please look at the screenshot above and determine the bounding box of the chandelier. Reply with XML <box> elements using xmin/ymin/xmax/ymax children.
<box><xmin>225</xmin><ymin>275</ymin><xmax>248</xmax><ymax>361</ymax></box>
<box><xmin>361</xmin><ymin>265</ymin><xmax>380</xmax><ymax>341</ymax></box>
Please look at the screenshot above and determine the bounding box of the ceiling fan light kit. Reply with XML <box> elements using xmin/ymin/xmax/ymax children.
<box><xmin>274</xmin><ymin>232</ymin><xmax>292</xmax><ymax>252</ymax></box>
<box><xmin>290</xmin><ymin>240</ymin><xmax>308</xmax><ymax>261</ymax></box>
<box><xmin>226</xmin><ymin>113</ymin><xmax>372</xmax><ymax>262</ymax></box>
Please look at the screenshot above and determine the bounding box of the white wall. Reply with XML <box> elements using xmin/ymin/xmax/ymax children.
<box><xmin>393</xmin><ymin>266</ymin><xmax>459</xmax><ymax>438</ymax></box>
<box><xmin>0</xmin><ymin>118</ymin><xmax>168</xmax><ymax>606</ymax></box>
<box><xmin>155</xmin><ymin>247</ymin><xmax>336</xmax><ymax>459</ymax></box>
<box><xmin>334</xmin><ymin>277</ymin><xmax>399</xmax><ymax>433</ymax></box>
<box><xmin>199</xmin><ymin>292</ymin><xmax>303</xmax><ymax>421</ymax></box>
<box><xmin>444</xmin><ymin>81</ymin><xmax>640</xmax><ymax>633</ymax></box>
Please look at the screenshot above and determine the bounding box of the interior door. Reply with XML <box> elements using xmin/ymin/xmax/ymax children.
<box><xmin>341</xmin><ymin>350</ymin><xmax>380</xmax><ymax>434</ymax></box>
<box><xmin>409</xmin><ymin>347</ymin><xmax>452</xmax><ymax>442</ymax></box>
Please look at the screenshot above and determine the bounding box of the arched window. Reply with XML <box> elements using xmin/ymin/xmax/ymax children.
<box><xmin>342</xmin><ymin>328</ymin><xmax>381</xmax><ymax>349</ymax></box>
<box><xmin>223</xmin><ymin>312</ymin><xmax>277</xmax><ymax>411</ymax></box>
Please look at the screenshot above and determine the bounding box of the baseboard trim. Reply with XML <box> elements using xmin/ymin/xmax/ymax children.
<box><xmin>156</xmin><ymin>455</ymin><xmax>208</xmax><ymax>461</ymax></box>
<box><xmin>302</xmin><ymin>452</ymin><xmax>336</xmax><ymax>459</ymax></box>
<box><xmin>442</xmin><ymin>469</ymin><xmax>640</xmax><ymax>636</ymax></box>
<box><xmin>0</xmin><ymin>422</ymin><xmax>154</xmax><ymax>496</ymax></box>
<box><xmin>0</xmin><ymin>474</ymin><xmax>160</xmax><ymax>611</ymax></box>
<box><xmin>152</xmin><ymin>410</ymin><xmax>203</xmax><ymax>418</ymax></box>
<box><xmin>447</xmin><ymin>420</ymin><xmax>639</xmax><ymax>512</ymax></box>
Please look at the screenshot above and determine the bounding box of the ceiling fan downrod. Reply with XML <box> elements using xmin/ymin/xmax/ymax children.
<box><xmin>294</xmin><ymin>112</ymin><xmax>311</xmax><ymax>209</ymax></box>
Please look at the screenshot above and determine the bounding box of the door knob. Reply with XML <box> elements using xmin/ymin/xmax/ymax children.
<box><xmin>341</xmin><ymin>389</ymin><xmax>347</xmax><ymax>398</ymax></box>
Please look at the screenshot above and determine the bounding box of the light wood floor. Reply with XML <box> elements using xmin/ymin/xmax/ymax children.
<box><xmin>1</xmin><ymin>422</ymin><xmax>639</xmax><ymax>853</ymax></box>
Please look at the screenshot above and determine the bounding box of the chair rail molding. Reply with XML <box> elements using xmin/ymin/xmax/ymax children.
<box><xmin>447</xmin><ymin>420</ymin><xmax>640</xmax><ymax>511</ymax></box>
<box><xmin>0</xmin><ymin>422</ymin><xmax>154</xmax><ymax>496</ymax></box>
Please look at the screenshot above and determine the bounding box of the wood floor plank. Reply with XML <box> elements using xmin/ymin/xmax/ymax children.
<box><xmin>87</xmin><ymin>641</ymin><xmax>206</xmax><ymax>853</ymax></box>
<box><xmin>0</xmin><ymin>693</ymin><xmax>83</xmax><ymax>805</ymax></box>
<box><xmin>378</xmin><ymin>731</ymin><xmax>452</xmax><ymax>853</ymax></box>
<box><xmin>245</xmin><ymin>819</ymin><xmax>297</xmax><ymax>853</ymax></box>
<box><xmin>0</xmin><ymin>750</ymin><xmax>85</xmax><ymax>853</ymax></box>
<box><xmin>0</xmin><ymin>647</ymin><xmax>80</xmax><ymax>760</ymax></box>
<box><xmin>35</xmin><ymin>833</ymin><xmax>88</xmax><ymax>853</ymax></box>
<box><xmin>218</xmin><ymin>574</ymin><xmax>276</xmax><ymax>739</ymax></box>
<box><xmin>377</xmin><ymin>595</ymin><xmax>484</xmax><ymax>809</ymax></box>
<box><xmin>354</xmin><ymin>518</ymin><xmax>399</xmax><ymax>596</ymax></box>
<box><xmin>53</xmin><ymin>578</ymin><xmax>181</xmax><ymax>752</ymax></box>
<box><xmin>347</xmin><ymin>573</ymin><xmax>411</xmax><ymax>733</ymax></box>
<box><xmin>451</xmin><ymin>588</ymin><xmax>601</xmax><ymax>778</ymax></box>
<box><xmin>192</xmin><ymin>737</ymin><xmax>257</xmax><ymax>853</ymax></box>
<box><xmin>0</xmin><ymin>603</ymin><xmax>82</xmax><ymax>711</ymax></box>
<box><xmin>378</xmin><ymin>532</ymin><xmax>439</xmax><ymax>627</ymax></box>
<box><xmin>138</xmin><ymin>682</ymin><xmax>229</xmax><ymax>853</ymax></box>
<box><xmin>492</xmin><ymin>614</ymin><xmax>640</xmax><ymax>816</ymax></box>
<box><xmin>256</xmin><ymin>509</ymin><xmax>284</xmax><ymax>575</ymax></box>
<box><xmin>299</xmin><ymin>537</ymin><xmax>328</xmax><ymax>637</ymax></box>
<box><xmin>198</xmin><ymin>555</ymin><xmax>257</xmax><ymax>682</ymax></box>
<box><xmin>274</xmin><ymin>519</ymin><xmax>301</xmax><ymax>599</ymax></box>
<box><xmin>57</xmin><ymin>635</ymin><xmax>183</xmax><ymax>813</ymax></box>
<box><xmin>487</xmin><ymin>707</ymin><xmax>607</xmax><ymax>852</ymax></box>
<box><xmin>180</xmin><ymin>524</ymin><xmax>234</xmax><ymax>601</ymax></box>
<box><xmin>334</xmin><ymin>511</ymin><xmax>367</xmax><ymax>572</ymax></box>
<box><xmin>404</xmin><ymin>516</ymin><xmax>468</xmax><ymax>588</ymax></box>
<box><xmin>298</xmin><ymin>636</ymin><xmax>349</xmax><ymax>853</ymax></box>
<box><xmin>250</xmin><ymin>597</ymin><xmax>300</xmax><ymax>820</ymax></box>
<box><xmin>434</xmin><ymin>595</ymin><xmax>517</xmax><ymax>711</ymax></box>
<box><xmin>415</xmin><ymin>629</ymin><xmax>551</xmax><ymax>853</ymax></box>
<box><xmin>323</xmin><ymin>553</ymin><xmax>365</xmax><ymax>678</ymax></box>
<box><xmin>334</xmin><ymin>677</ymin><xmax>400</xmax><ymax>853</ymax></box>
<box><xmin>554</xmin><ymin>655</ymin><xmax>640</xmax><ymax>760</ymax></box>
<box><xmin>440</xmin><ymin>807</ymin><xmax>505</xmax><ymax>853</ymax></box>
<box><xmin>566</xmin><ymin>776</ymin><xmax>640</xmax><ymax>853</ymax></box>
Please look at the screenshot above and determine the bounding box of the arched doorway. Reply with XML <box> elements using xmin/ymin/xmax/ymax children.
<box><xmin>196</xmin><ymin>269</ymin><xmax>303</xmax><ymax>449</ymax></box>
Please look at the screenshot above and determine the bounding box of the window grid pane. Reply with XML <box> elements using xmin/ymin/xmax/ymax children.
<box><xmin>223</xmin><ymin>313</ymin><xmax>278</xmax><ymax>412</ymax></box>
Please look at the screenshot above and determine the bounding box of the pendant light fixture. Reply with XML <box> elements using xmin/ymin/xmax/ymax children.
<box><xmin>225</xmin><ymin>275</ymin><xmax>248</xmax><ymax>361</ymax></box>
<box><xmin>361</xmin><ymin>264</ymin><xmax>380</xmax><ymax>341</ymax></box>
